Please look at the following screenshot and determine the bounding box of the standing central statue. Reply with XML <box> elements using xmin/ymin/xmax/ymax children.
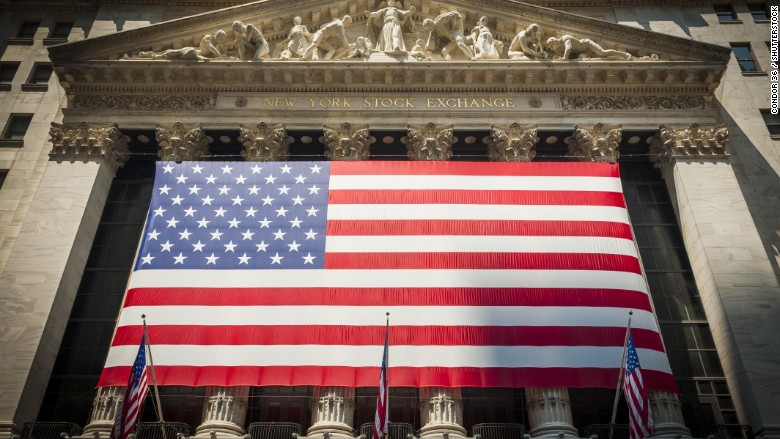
<box><xmin>365</xmin><ymin>0</ymin><xmax>416</xmax><ymax>54</ymax></box>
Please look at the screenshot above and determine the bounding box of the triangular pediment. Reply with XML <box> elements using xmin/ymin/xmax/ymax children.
<box><xmin>48</xmin><ymin>0</ymin><xmax>730</xmax><ymax>97</ymax></box>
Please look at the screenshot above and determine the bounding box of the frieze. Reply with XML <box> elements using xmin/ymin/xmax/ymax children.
<box><xmin>560</xmin><ymin>96</ymin><xmax>707</xmax><ymax>111</ymax></box>
<box><xmin>72</xmin><ymin>94</ymin><xmax>217</xmax><ymax>110</ymax></box>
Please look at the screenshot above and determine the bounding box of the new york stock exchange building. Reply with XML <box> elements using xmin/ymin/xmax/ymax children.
<box><xmin>1</xmin><ymin>1</ymin><xmax>779</xmax><ymax>439</ymax></box>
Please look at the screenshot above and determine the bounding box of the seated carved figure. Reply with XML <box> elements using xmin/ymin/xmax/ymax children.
<box><xmin>302</xmin><ymin>15</ymin><xmax>354</xmax><ymax>61</ymax></box>
<box><xmin>280</xmin><ymin>16</ymin><xmax>312</xmax><ymax>59</ymax></box>
<box><xmin>546</xmin><ymin>34</ymin><xmax>632</xmax><ymax>60</ymax></box>
<box><xmin>423</xmin><ymin>11</ymin><xmax>473</xmax><ymax>60</ymax></box>
<box><xmin>232</xmin><ymin>21</ymin><xmax>269</xmax><ymax>60</ymax></box>
<box><xmin>507</xmin><ymin>24</ymin><xmax>547</xmax><ymax>60</ymax></box>
<box><xmin>470</xmin><ymin>16</ymin><xmax>502</xmax><ymax>60</ymax></box>
<box><xmin>132</xmin><ymin>30</ymin><xmax>231</xmax><ymax>60</ymax></box>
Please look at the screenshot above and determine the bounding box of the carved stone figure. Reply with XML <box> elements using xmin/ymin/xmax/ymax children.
<box><xmin>302</xmin><ymin>15</ymin><xmax>354</xmax><ymax>61</ymax></box>
<box><xmin>405</xmin><ymin>123</ymin><xmax>455</xmax><ymax>161</ymax></box>
<box><xmin>321</xmin><ymin>123</ymin><xmax>373</xmax><ymax>161</ymax></box>
<box><xmin>232</xmin><ymin>21</ymin><xmax>269</xmax><ymax>60</ymax></box>
<box><xmin>546</xmin><ymin>34</ymin><xmax>632</xmax><ymax>60</ymax></box>
<box><xmin>567</xmin><ymin>123</ymin><xmax>622</xmax><ymax>162</ymax></box>
<box><xmin>348</xmin><ymin>37</ymin><xmax>373</xmax><ymax>59</ymax></box>
<box><xmin>365</xmin><ymin>0</ymin><xmax>416</xmax><ymax>54</ymax></box>
<box><xmin>487</xmin><ymin>123</ymin><xmax>539</xmax><ymax>162</ymax></box>
<box><xmin>280</xmin><ymin>16</ymin><xmax>311</xmax><ymax>59</ymax></box>
<box><xmin>423</xmin><ymin>11</ymin><xmax>473</xmax><ymax>60</ymax></box>
<box><xmin>508</xmin><ymin>24</ymin><xmax>547</xmax><ymax>60</ymax></box>
<box><xmin>238</xmin><ymin>123</ymin><xmax>292</xmax><ymax>161</ymax></box>
<box><xmin>130</xmin><ymin>30</ymin><xmax>231</xmax><ymax>60</ymax></box>
<box><xmin>470</xmin><ymin>16</ymin><xmax>502</xmax><ymax>60</ymax></box>
<box><xmin>409</xmin><ymin>39</ymin><xmax>430</xmax><ymax>60</ymax></box>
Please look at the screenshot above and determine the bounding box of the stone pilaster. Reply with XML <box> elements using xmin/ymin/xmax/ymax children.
<box><xmin>487</xmin><ymin>123</ymin><xmax>539</xmax><ymax>162</ymax></box>
<box><xmin>307</xmin><ymin>387</ymin><xmax>355</xmax><ymax>438</ymax></box>
<box><xmin>238</xmin><ymin>122</ymin><xmax>292</xmax><ymax>161</ymax></box>
<box><xmin>195</xmin><ymin>386</ymin><xmax>249</xmax><ymax>437</ymax></box>
<box><xmin>155</xmin><ymin>122</ymin><xmax>212</xmax><ymax>161</ymax></box>
<box><xmin>650</xmin><ymin>124</ymin><xmax>780</xmax><ymax>437</ymax></box>
<box><xmin>419</xmin><ymin>388</ymin><xmax>466</xmax><ymax>438</ymax></box>
<box><xmin>405</xmin><ymin>123</ymin><xmax>455</xmax><ymax>161</ymax></box>
<box><xmin>82</xmin><ymin>387</ymin><xmax>124</xmax><ymax>437</ymax></box>
<box><xmin>648</xmin><ymin>391</ymin><xmax>690</xmax><ymax>437</ymax></box>
<box><xmin>524</xmin><ymin>387</ymin><xmax>578</xmax><ymax>438</ymax></box>
<box><xmin>566</xmin><ymin>123</ymin><xmax>622</xmax><ymax>162</ymax></box>
<box><xmin>49</xmin><ymin>122</ymin><xmax>131</xmax><ymax>174</ymax></box>
<box><xmin>321</xmin><ymin>123</ymin><xmax>373</xmax><ymax>161</ymax></box>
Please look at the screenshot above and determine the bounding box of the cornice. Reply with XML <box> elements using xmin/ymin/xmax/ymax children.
<box><xmin>0</xmin><ymin>0</ymin><xmax>722</xmax><ymax>7</ymax></box>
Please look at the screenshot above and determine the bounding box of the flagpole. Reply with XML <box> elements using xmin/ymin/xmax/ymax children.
<box><xmin>142</xmin><ymin>314</ymin><xmax>168</xmax><ymax>439</ymax></box>
<box><xmin>385</xmin><ymin>312</ymin><xmax>389</xmax><ymax>432</ymax></box>
<box><xmin>609</xmin><ymin>311</ymin><xmax>633</xmax><ymax>439</ymax></box>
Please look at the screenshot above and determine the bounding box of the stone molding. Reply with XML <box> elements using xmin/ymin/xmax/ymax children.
<box><xmin>649</xmin><ymin>123</ymin><xmax>729</xmax><ymax>170</ymax></box>
<box><xmin>308</xmin><ymin>387</ymin><xmax>355</xmax><ymax>437</ymax></box>
<box><xmin>49</xmin><ymin>122</ymin><xmax>130</xmax><ymax>172</ymax></box>
<box><xmin>419</xmin><ymin>387</ymin><xmax>467</xmax><ymax>437</ymax></box>
<box><xmin>405</xmin><ymin>123</ymin><xmax>455</xmax><ymax>161</ymax></box>
<box><xmin>195</xmin><ymin>386</ymin><xmax>249</xmax><ymax>436</ymax></box>
<box><xmin>321</xmin><ymin>123</ymin><xmax>373</xmax><ymax>161</ymax></box>
<box><xmin>487</xmin><ymin>123</ymin><xmax>539</xmax><ymax>162</ymax></box>
<box><xmin>560</xmin><ymin>96</ymin><xmax>708</xmax><ymax>111</ymax></box>
<box><xmin>525</xmin><ymin>387</ymin><xmax>578</xmax><ymax>438</ymax></box>
<box><xmin>156</xmin><ymin>122</ymin><xmax>213</xmax><ymax>161</ymax></box>
<box><xmin>566</xmin><ymin>123</ymin><xmax>622</xmax><ymax>163</ymax></box>
<box><xmin>72</xmin><ymin>94</ymin><xmax>216</xmax><ymax>110</ymax></box>
<box><xmin>238</xmin><ymin>123</ymin><xmax>292</xmax><ymax>161</ymax></box>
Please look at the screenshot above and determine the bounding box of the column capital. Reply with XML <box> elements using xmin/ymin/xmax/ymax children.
<box><xmin>488</xmin><ymin>123</ymin><xmax>539</xmax><ymax>162</ymax></box>
<box><xmin>155</xmin><ymin>122</ymin><xmax>212</xmax><ymax>161</ymax></box>
<box><xmin>49</xmin><ymin>122</ymin><xmax>130</xmax><ymax>173</ymax></box>
<box><xmin>405</xmin><ymin>123</ymin><xmax>454</xmax><ymax>161</ymax></box>
<box><xmin>419</xmin><ymin>387</ymin><xmax>466</xmax><ymax>438</ymax></box>
<box><xmin>239</xmin><ymin>123</ymin><xmax>292</xmax><ymax>162</ymax></box>
<box><xmin>82</xmin><ymin>386</ymin><xmax>124</xmax><ymax>437</ymax></box>
<box><xmin>307</xmin><ymin>386</ymin><xmax>355</xmax><ymax>438</ymax></box>
<box><xmin>566</xmin><ymin>123</ymin><xmax>622</xmax><ymax>163</ymax></box>
<box><xmin>195</xmin><ymin>386</ymin><xmax>249</xmax><ymax>437</ymax></box>
<box><xmin>321</xmin><ymin>123</ymin><xmax>373</xmax><ymax>161</ymax></box>
<box><xmin>649</xmin><ymin>124</ymin><xmax>729</xmax><ymax>170</ymax></box>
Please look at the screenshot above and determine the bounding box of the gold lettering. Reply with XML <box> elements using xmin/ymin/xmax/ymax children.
<box><xmin>343</xmin><ymin>98</ymin><xmax>352</xmax><ymax>108</ymax></box>
<box><xmin>457</xmin><ymin>98</ymin><xmax>468</xmax><ymax>108</ymax></box>
<box><xmin>285</xmin><ymin>98</ymin><xmax>297</xmax><ymax>106</ymax></box>
<box><xmin>505</xmin><ymin>98</ymin><xmax>515</xmax><ymax>108</ymax></box>
<box><xmin>427</xmin><ymin>98</ymin><xmax>436</xmax><ymax>107</ymax></box>
<box><xmin>481</xmin><ymin>98</ymin><xmax>492</xmax><ymax>108</ymax></box>
<box><xmin>405</xmin><ymin>98</ymin><xmax>414</xmax><ymax>107</ymax></box>
<box><xmin>364</xmin><ymin>98</ymin><xmax>371</xmax><ymax>108</ymax></box>
<box><xmin>263</xmin><ymin>98</ymin><xmax>275</xmax><ymax>107</ymax></box>
<box><xmin>309</xmin><ymin>98</ymin><xmax>318</xmax><ymax>107</ymax></box>
<box><xmin>493</xmin><ymin>98</ymin><xmax>505</xmax><ymax>108</ymax></box>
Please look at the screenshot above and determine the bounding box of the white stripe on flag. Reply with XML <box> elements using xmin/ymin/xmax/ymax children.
<box><xmin>329</xmin><ymin>175</ymin><xmax>623</xmax><ymax>192</ymax></box>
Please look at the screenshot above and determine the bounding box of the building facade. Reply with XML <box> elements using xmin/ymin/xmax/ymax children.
<box><xmin>0</xmin><ymin>1</ymin><xmax>778</xmax><ymax>439</ymax></box>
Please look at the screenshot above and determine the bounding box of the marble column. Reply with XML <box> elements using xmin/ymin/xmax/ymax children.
<box><xmin>566</xmin><ymin>123</ymin><xmax>622</xmax><ymax>162</ymax></box>
<box><xmin>0</xmin><ymin>123</ymin><xmax>129</xmax><ymax>438</ymax></box>
<box><xmin>650</xmin><ymin>124</ymin><xmax>780</xmax><ymax>437</ymax></box>
<box><xmin>648</xmin><ymin>391</ymin><xmax>690</xmax><ymax>437</ymax></box>
<box><xmin>82</xmin><ymin>387</ymin><xmax>124</xmax><ymax>437</ymax></box>
<box><xmin>307</xmin><ymin>387</ymin><xmax>355</xmax><ymax>438</ymax></box>
<box><xmin>419</xmin><ymin>388</ymin><xmax>466</xmax><ymax>438</ymax></box>
<box><xmin>525</xmin><ymin>388</ymin><xmax>578</xmax><ymax>438</ymax></box>
<box><xmin>195</xmin><ymin>386</ymin><xmax>249</xmax><ymax>437</ymax></box>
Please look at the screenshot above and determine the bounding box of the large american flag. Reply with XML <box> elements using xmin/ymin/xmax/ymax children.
<box><xmin>373</xmin><ymin>321</ymin><xmax>389</xmax><ymax>439</ymax></box>
<box><xmin>624</xmin><ymin>331</ymin><xmax>653</xmax><ymax>439</ymax></box>
<box><xmin>111</xmin><ymin>337</ymin><xmax>149</xmax><ymax>439</ymax></box>
<box><xmin>99</xmin><ymin>161</ymin><xmax>675</xmax><ymax>391</ymax></box>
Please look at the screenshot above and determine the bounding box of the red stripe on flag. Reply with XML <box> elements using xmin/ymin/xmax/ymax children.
<box><xmin>111</xmin><ymin>326</ymin><xmax>666</xmax><ymax>350</ymax></box>
<box><xmin>328</xmin><ymin>190</ymin><xmax>626</xmax><ymax>207</ymax></box>
<box><xmin>124</xmin><ymin>287</ymin><xmax>653</xmax><ymax>309</ymax></box>
<box><xmin>330</xmin><ymin>161</ymin><xmax>621</xmax><ymax>177</ymax></box>
<box><xmin>98</xmin><ymin>365</ymin><xmax>676</xmax><ymax>392</ymax></box>
<box><xmin>326</xmin><ymin>220</ymin><xmax>633</xmax><ymax>238</ymax></box>
<box><xmin>325</xmin><ymin>253</ymin><xmax>642</xmax><ymax>272</ymax></box>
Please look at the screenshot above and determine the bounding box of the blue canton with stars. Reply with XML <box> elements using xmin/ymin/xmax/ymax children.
<box><xmin>135</xmin><ymin>161</ymin><xmax>330</xmax><ymax>270</ymax></box>
<box><xmin>625</xmin><ymin>333</ymin><xmax>641</xmax><ymax>374</ymax></box>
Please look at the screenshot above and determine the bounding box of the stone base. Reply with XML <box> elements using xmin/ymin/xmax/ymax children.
<box><xmin>0</xmin><ymin>421</ymin><xmax>21</xmax><ymax>439</ymax></box>
<box><xmin>756</xmin><ymin>425</ymin><xmax>780</xmax><ymax>439</ymax></box>
<box><xmin>528</xmin><ymin>424</ymin><xmax>579</xmax><ymax>439</ymax></box>
<box><xmin>419</xmin><ymin>424</ymin><xmax>467</xmax><ymax>438</ymax></box>
<box><xmin>82</xmin><ymin>420</ymin><xmax>114</xmax><ymax>438</ymax></box>
<box><xmin>651</xmin><ymin>424</ymin><xmax>691</xmax><ymax>438</ymax></box>
<box><xmin>306</xmin><ymin>423</ymin><xmax>355</xmax><ymax>438</ymax></box>
<box><xmin>194</xmin><ymin>421</ymin><xmax>245</xmax><ymax>437</ymax></box>
<box><xmin>367</xmin><ymin>51</ymin><xmax>416</xmax><ymax>63</ymax></box>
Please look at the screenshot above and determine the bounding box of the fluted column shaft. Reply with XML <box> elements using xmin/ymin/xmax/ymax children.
<box><xmin>307</xmin><ymin>387</ymin><xmax>355</xmax><ymax>438</ymax></box>
<box><xmin>649</xmin><ymin>391</ymin><xmax>690</xmax><ymax>437</ymax></box>
<box><xmin>525</xmin><ymin>387</ymin><xmax>578</xmax><ymax>438</ymax></box>
<box><xmin>195</xmin><ymin>386</ymin><xmax>249</xmax><ymax>437</ymax></box>
<box><xmin>83</xmin><ymin>387</ymin><xmax>124</xmax><ymax>436</ymax></box>
<box><xmin>419</xmin><ymin>388</ymin><xmax>466</xmax><ymax>438</ymax></box>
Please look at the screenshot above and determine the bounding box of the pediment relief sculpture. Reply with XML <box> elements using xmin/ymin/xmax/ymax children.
<box><xmin>120</xmin><ymin>9</ymin><xmax>660</xmax><ymax>63</ymax></box>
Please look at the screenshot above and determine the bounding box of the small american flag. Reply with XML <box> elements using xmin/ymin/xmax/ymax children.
<box><xmin>624</xmin><ymin>331</ymin><xmax>653</xmax><ymax>439</ymax></box>
<box><xmin>111</xmin><ymin>336</ymin><xmax>149</xmax><ymax>439</ymax></box>
<box><xmin>373</xmin><ymin>321</ymin><xmax>389</xmax><ymax>439</ymax></box>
